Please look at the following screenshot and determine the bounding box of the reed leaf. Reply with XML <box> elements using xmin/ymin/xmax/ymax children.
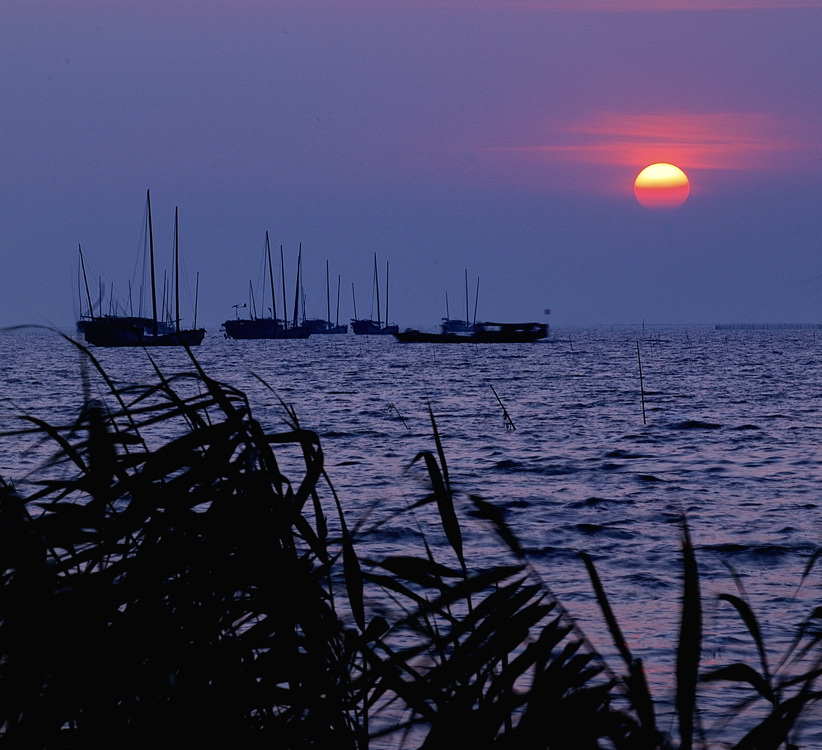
<box><xmin>718</xmin><ymin>592</ymin><xmax>772</xmax><ymax>690</ymax></box>
<box><xmin>676</xmin><ymin>516</ymin><xmax>702</xmax><ymax>750</ymax></box>
<box><xmin>701</xmin><ymin>663</ymin><xmax>775</xmax><ymax>702</ymax></box>
<box><xmin>468</xmin><ymin>493</ymin><xmax>525</xmax><ymax>560</ymax></box>
<box><xmin>375</xmin><ymin>556</ymin><xmax>463</xmax><ymax>587</ymax></box>
<box><xmin>15</xmin><ymin>414</ymin><xmax>89</xmax><ymax>475</ymax></box>
<box><xmin>732</xmin><ymin>688</ymin><xmax>819</xmax><ymax>750</ymax></box>
<box><xmin>411</xmin><ymin>449</ymin><xmax>465</xmax><ymax>572</ymax></box>
<box><xmin>582</xmin><ymin>551</ymin><xmax>660</xmax><ymax>739</ymax></box>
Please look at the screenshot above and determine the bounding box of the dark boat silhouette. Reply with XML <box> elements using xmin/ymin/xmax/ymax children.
<box><xmin>440</xmin><ymin>269</ymin><xmax>480</xmax><ymax>334</ymax></box>
<box><xmin>351</xmin><ymin>253</ymin><xmax>399</xmax><ymax>335</ymax></box>
<box><xmin>302</xmin><ymin>260</ymin><xmax>348</xmax><ymax>334</ymax></box>
<box><xmin>394</xmin><ymin>321</ymin><xmax>549</xmax><ymax>344</ymax></box>
<box><xmin>78</xmin><ymin>191</ymin><xmax>205</xmax><ymax>347</ymax></box>
<box><xmin>222</xmin><ymin>236</ymin><xmax>311</xmax><ymax>340</ymax></box>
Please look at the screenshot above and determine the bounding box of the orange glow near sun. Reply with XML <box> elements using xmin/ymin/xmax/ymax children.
<box><xmin>634</xmin><ymin>163</ymin><xmax>690</xmax><ymax>209</ymax></box>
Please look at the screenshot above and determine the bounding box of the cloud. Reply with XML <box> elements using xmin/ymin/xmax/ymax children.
<box><xmin>498</xmin><ymin>111</ymin><xmax>818</xmax><ymax>173</ymax></box>
<box><xmin>297</xmin><ymin>0</ymin><xmax>822</xmax><ymax>11</ymax></box>
<box><xmin>477</xmin><ymin>1</ymin><xmax>822</xmax><ymax>10</ymax></box>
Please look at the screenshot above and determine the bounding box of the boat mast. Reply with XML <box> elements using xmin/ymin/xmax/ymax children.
<box><xmin>78</xmin><ymin>245</ymin><xmax>94</xmax><ymax>320</ymax></box>
<box><xmin>473</xmin><ymin>277</ymin><xmax>480</xmax><ymax>325</ymax></box>
<box><xmin>292</xmin><ymin>243</ymin><xmax>301</xmax><ymax>328</ymax></box>
<box><xmin>77</xmin><ymin>266</ymin><xmax>84</xmax><ymax>319</ymax></box>
<box><xmin>266</xmin><ymin>232</ymin><xmax>277</xmax><ymax>325</ymax></box>
<box><xmin>336</xmin><ymin>274</ymin><xmax>341</xmax><ymax>327</ymax></box>
<box><xmin>280</xmin><ymin>245</ymin><xmax>288</xmax><ymax>330</ymax></box>
<box><xmin>464</xmin><ymin>268</ymin><xmax>469</xmax><ymax>325</ymax></box>
<box><xmin>385</xmin><ymin>260</ymin><xmax>390</xmax><ymax>329</ymax></box>
<box><xmin>147</xmin><ymin>190</ymin><xmax>158</xmax><ymax>334</ymax></box>
<box><xmin>374</xmin><ymin>253</ymin><xmax>381</xmax><ymax>326</ymax></box>
<box><xmin>194</xmin><ymin>271</ymin><xmax>199</xmax><ymax>330</ymax></box>
<box><xmin>174</xmin><ymin>207</ymin><xmax>180</xmax><ymax>332</ymax></box>
<box><xmin>326</xmin><ymin>260</ymin><xmax>331</xmax><ymax>326</ymax></box>
<box><xmin>352</xmin><ymin>283</ymin><xmax>358</xmax><ymax>320</ymax></box>
<box><xmin>249</xmin><ymin>280</ymin><xmax>257</xmax><ymax>319</ymax></box>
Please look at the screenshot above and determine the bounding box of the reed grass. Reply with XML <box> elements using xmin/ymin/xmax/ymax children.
<box><xmin>1</xmin><ymin>335</ymin><xmax>820</xmax><ymax>748</ymax></box>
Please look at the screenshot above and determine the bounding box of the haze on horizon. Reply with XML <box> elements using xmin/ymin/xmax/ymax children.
<box><xmin>2</xmin><ymin>0</ymin><xmax>821</xmax><ymax>331</ymax></box>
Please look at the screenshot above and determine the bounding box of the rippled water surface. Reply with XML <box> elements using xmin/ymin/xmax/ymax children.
<box><xmin>2</xmin><ymin>324</ymin><xmax>821</xmax><ymax>740</ymax></box>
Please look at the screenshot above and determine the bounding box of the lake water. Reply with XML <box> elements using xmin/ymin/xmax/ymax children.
<box><xmin>2</xmin><ymin>324</ymin><xmax>821</xmax><ymax>744</ymax></box>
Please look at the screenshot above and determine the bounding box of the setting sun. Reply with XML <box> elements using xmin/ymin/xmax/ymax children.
<box><xmin>634</xmin><ymin>163</ymin><xmax>690</xmax><ymax>210</ymax></box>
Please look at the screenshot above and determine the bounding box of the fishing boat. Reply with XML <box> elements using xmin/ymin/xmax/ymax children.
<box><xmin>351</xmin><ymin>254</ymin><xmax>399</xmax><ymax>335</ymax></box>
<box><xmin>78</xmin><ymin>191</ymin><xmax>206</xmax><ymax>347</ymax></box>
<box><xmin>302</xmin><ymin>260</ymin><xmax>348</xmax><ymax>334</ymax></box>
<box><xmin>394</xmin><ymin>321</ymin><xmax>549</xmax><ymax>344</ymax></box>
<box><xmin>222</xmin><ymin>237</ymin><xmax>310</xmax><ymax>340</ymax></box>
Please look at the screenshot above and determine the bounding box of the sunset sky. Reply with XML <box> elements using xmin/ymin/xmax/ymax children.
<box><xmin>2</xmin><ymin>0</ymin><xmax>821</xmax><ymax>329</ymax></box>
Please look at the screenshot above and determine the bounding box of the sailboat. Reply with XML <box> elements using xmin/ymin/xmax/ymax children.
<box><xmin>79</xmin><ymin>191</ymin><xmax>206</xmax><ymax>347</ymax></box>
<box><xmin>351</xmin><ymin>254</ymin><xmax>399</xmax><ymax>335</ymax></box>
<box><xmin>222</xmin><ymin>237</ymin><xmax>310</xmax><ymax>340</ymax></box>
<box><xmin>394</xmin><ymin>268</ymin><xmax>548</xmax><ymax>343</ymax></box>
<box><xmin>303</xmin><ymin>260</ymin><xmax>348</xmax><ymax>334</ymax></box>
<box><xmin>441</xmin><ymin>270</ymin><xmax>479</xmax><ymax>333</ymax></box>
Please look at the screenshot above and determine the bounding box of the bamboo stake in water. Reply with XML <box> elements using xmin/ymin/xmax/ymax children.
<box><xmin>636</xmin><ymin>340</ymin><xmax>647</xmax><ymax>425</ymax></box>
<box><xmin>490</xmin><ymin>384</ymin><xmax>516</xmax><ymax>431</ymax></box>
<box><xmin>388</xmin><ymin>402</ymin><xmax>409</xmax><ymax>429</ymax></box>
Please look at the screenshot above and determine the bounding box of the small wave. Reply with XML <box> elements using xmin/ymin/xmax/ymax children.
<box><xmin>575</xmin><ymin>523</ymin><xmax>633</xmax><ymax>539</ymax></box>
<box><xmin>492</xmin><ymin>458</ymin><xmax>578</xmax><ymax>476</ymax></box>
<box><xmin>671</xmin><ymin>420</ymin><xmax>722</xmax><ymax>430</ymax></box>
<box><xmin>700</xmin><ymin>542</ymin><xmax>802</xmax><ymax>560</ymax></box>
<box><xmin>627</xmin><ymin>571</ymin><xmax>672</xmax><ymax>589</ymax></box>
<box><xmin>528</xmin><ymin>546</ymin><xmax>583</xmax><ymax>563</ymax></box>
<box><xmin>604</xmin><ymin>449</ymin><xmax>646</xmax><ymax>459</ymax></box>
<box><xmin>569</xmin><ymin>496</ymin><xmax>613</xmax><ymax>508</ymax></box>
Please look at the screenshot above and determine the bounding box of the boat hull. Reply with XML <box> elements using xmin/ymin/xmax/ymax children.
<box><xmin>394</xmin><ymin>322</ymin><xmax>548</xmax><ymax>344</ymax></box>
<box><xmin>351</xmin><ymin>319</ymin><xmax>399</xmax><ymax>335</ymax></box>
<box><xmin>222</xmin><ymin>319</ymin><xmax>310</xmax><ymax>340</ymax></box>
<box><xmin>303</xmin><ymin>319</ymin><xmax>348</xmax><ymax>335</ymax></box>
<box><xmin>81</xmin><ymin>318</ymin><xmax>205</xmax><ymax>347</ymax></box>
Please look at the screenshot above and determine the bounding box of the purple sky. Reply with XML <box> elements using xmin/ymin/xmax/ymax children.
<box><xmin>2</xmin><ymin>0</ymin><xmax>821</xmax><ymax>330</ymax></box>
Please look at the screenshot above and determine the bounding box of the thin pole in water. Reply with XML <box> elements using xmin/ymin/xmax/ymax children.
<box><xmin>490</xmin><ymin>384</ymin><xmax>516</xmax><ymax>432</ymax></box>
<box><xmin>636</xmin><ymin>341</ymin><xmax>647</xmax><ymax>425</ymax></box>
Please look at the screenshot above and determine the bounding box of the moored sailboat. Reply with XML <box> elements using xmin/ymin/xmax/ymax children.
<box><xmin>222</xmin><ymin>237</ymin><xmax>310</xmax><ymax>340</ymax></box>
<box><xmin>441</xmin><ymin>270</ymin><xmax>479</xmax><ymax>333</ymax></box>
<box><xmin>351</xmin><ymin>253</ymin><xmax>399</xmax><ymax>335</ymax></box>
<box><xmin>303</xmin><ymin>261</ymin><xmax>348</xmax><ymax>334</ymax></box>
<box><xmin>78</xmin><ymin>191</ymin><xmax>205</xmax><ymax>347</ymax></box>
